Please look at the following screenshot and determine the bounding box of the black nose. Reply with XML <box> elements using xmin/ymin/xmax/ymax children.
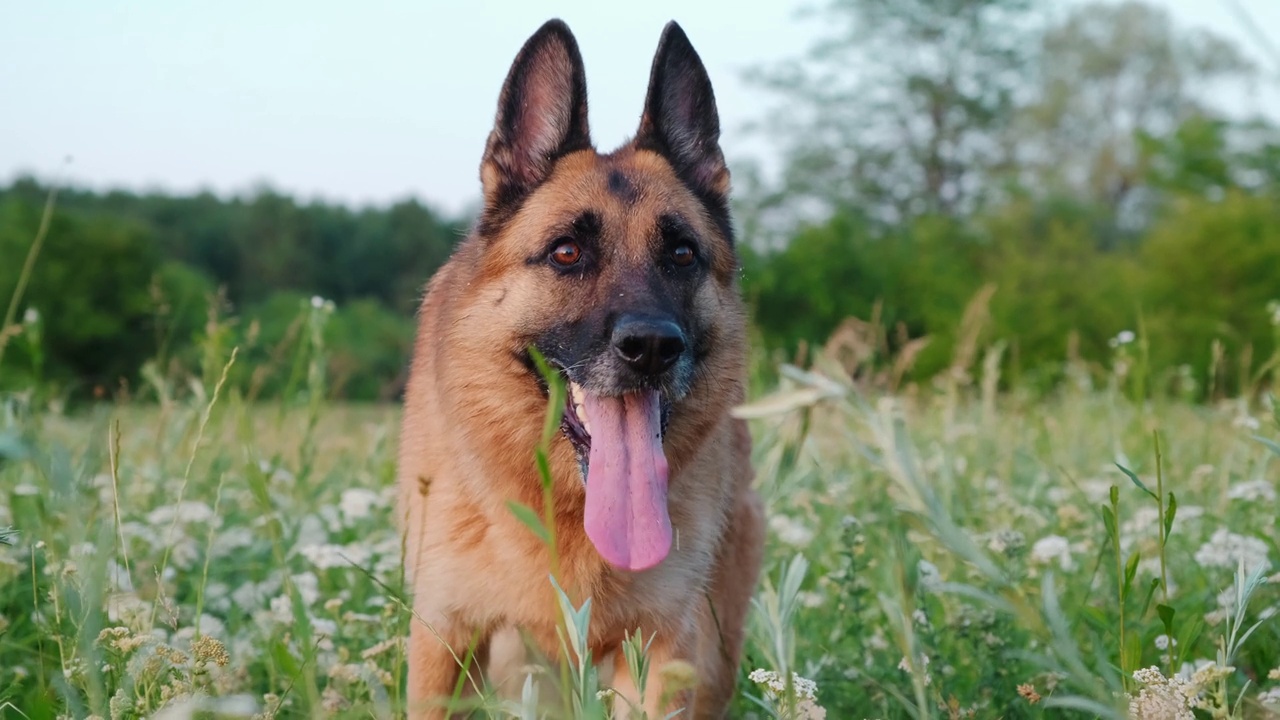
<box><xmin>612</xmin><ymin>315</ymin><xmax>686</xmax><ymax>376</ymax></box>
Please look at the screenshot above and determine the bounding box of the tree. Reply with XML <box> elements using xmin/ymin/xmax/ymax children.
<box><xmin>744</xmin><ymin>0</ymin><xmax>1041</xmax><ymax>236</ymax></box>
<box><xmin>1015</xmin><ymin>1</ymin><xmax>1255</xmax><ymax>214</ymax></box>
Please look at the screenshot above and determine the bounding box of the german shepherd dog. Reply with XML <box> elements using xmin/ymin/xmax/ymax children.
<box><xmin>397</xmin><ymin>18</ymin><xmax>764</xmax><ymax>718</ymax></box>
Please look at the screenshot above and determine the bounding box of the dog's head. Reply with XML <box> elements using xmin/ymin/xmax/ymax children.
<box><xmin>461</xmin><ymin>20</ymin><xmax>744</xmax><ymax>571</ymax></box>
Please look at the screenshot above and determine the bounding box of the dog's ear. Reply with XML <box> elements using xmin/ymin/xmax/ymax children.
<box><xmin>480</xmin><ymin>19</ymin><xmax>591</xmax><ymax>232</ymax></box>
<box><xmin>635</xmin><ymin>21</ymin><xmax>731</xmax><ymax>239</ymax></box>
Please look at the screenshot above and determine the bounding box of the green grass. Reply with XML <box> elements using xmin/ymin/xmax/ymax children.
<box><xmin>2</xmin><ymin>334</ymin><xmax>1280</xmax><ymax>719</ymax></box>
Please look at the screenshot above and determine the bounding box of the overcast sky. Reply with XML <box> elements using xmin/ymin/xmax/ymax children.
<box><xmin>4</xmin><ymin>0</ymin><xmax>1278</xmax><ymax>217</ymax></box>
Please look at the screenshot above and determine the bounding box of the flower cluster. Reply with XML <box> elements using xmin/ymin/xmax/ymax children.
<box><xmin>1127</xmin><ymin>666</ymin><xmax>1196</xmax><ymax>720</ymax></box>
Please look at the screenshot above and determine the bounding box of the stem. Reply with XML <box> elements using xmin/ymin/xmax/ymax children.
<box><xmin>1115</xmin><ymin>503</ymin><xmax>1127</xmax><ymax>685</ymax></box>
<box><xmin>1155</xmin><ymin>431</ymin><xmax>1168</xmax><ymax>606</ymax></box>
<box><xmin>0</xmin><ymin>184</ymin><xmax>58</xmax><ymax>368</ymax></box>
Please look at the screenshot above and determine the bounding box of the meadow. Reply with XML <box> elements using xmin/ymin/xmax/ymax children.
<box><xmin>4</xmin><ymin>1</ymin><xmax>1280</xmax><ymax>715</ymax></box>
<box><xmin>2</xmin><ymin>299</ymin><xmax>1280</xmax><ymax>720</ymax></box>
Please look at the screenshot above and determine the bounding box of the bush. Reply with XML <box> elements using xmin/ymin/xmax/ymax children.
<box><xmin>1140</xmin><ymin>191</ymin><xmax>1280</xmax><ymax>396</ymax></box>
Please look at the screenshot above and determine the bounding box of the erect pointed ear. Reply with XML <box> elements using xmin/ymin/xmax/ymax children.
<box><xmin>634</xmin><ymin>21</ymin><xmax>732</xmax><ymax>240</ymax></box>
<box><xmin>479</xmin><ymin>19</ymin><xmax>592</xmax><ymax>232</ymax></box>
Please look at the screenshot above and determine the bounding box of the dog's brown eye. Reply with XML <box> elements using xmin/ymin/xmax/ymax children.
<box><xmin>550</xmin><ymin>240</ymin><xmax>582</xmax><ymax>266</ymax></box>
<box><xmin>671</xmin><ymin>244</ymin><xmax>696</xmax><ymax>267</ymax></box>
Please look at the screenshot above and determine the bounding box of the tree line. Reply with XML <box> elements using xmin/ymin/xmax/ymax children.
<box><xmin>2</xmin><ymin>0</ymin><xmax>1279</xmax><ymax>402</ymax></box>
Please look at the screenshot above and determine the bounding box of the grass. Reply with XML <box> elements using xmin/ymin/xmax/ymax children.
<box><xmin>2</xmin><ymin>302</ymin><xmax>1280</xmax><ymax>719</ymax></box>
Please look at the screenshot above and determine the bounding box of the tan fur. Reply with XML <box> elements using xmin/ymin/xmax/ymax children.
<box><xmin>397</xmin><ymin>28</ymin><xmax>762</xmax><ymax>720</ymax></box>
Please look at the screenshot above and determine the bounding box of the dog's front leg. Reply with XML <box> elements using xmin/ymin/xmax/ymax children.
<box><xmin>406</xmin><ymin>612</ymin><xmax>483</xmax><ymax>720</ymax></box>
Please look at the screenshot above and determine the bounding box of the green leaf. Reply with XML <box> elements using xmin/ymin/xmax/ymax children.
<box><xmin>1116</xmin><ymin>463</ymin><xmax>1157</xmax><ymax>500</ymax></box>
<box><xmin>1163</xmin><ymin>492</ymin><xmax>1177</xmax><ymax>545</ymax></box>
<box><xmin>270</xmin><ymin>637</ymin><xmax>300</xmax><ymax>676</ymax></box>
<box><xmin>529</xmin><ymin>346</ymin><xmax>566</xmax><ymax>448</ymax></box>
<box><xmin>1077</xmin><ymin>605</ymin><xmax>1111</xmax><ymax>633</ymax></box>
<box><xmin>1157</xmin><ymin>603</ymin><xmax>1176</xmax><ymax>639</ymax></box>
<box><xmin>507</xmin><ymin>500</ymin><xmax>551</xmax><ymax>545</ymax></box>
<box><xmin>1101</xmin><ymin>504</ymin><xmax>1117</xmax><ymax>545</ymax></box>
<box><xmin>1252</xmin><ymin>434</ymin><xmax>1280</xmax><ymax>459</ymax></box>
<box><xmin>1122</xmin><ymin>631</ymin><xmax>1143</xmax><ymax>675</ymax></box>
<box><xmin>1140</xmin><ymin>578</ymin><xmax>1161</xmax><ymax>617</ymax></box>
<box><xmin>1175</xmin><ymin>617</ymin><xmax>1204</xmax><ymax>667</ymax></box>
<box><xmin>1123</xmin><ymin>550</ymin><xmax>1140</xmax><ymax>600</ymax></box>
<box><xmin>0</xmin><ymin>431</ymin><xmax>30</xmax><ymax>461</ymax></box>
<box><xmin>1110</xmin><ymin>485</ymin><xmax>1120</xmax><ymax>506</ymax></box>
<box><xmin>535</xmin><ymin>449</ymin><xmax>554</xmax><ymax>493</ymax></box>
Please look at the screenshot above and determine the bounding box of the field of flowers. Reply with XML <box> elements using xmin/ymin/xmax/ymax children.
<box><xmin>2</xmin><ymin>334</ymin><xmax>1280</xmax><ymax>719</ymax></box>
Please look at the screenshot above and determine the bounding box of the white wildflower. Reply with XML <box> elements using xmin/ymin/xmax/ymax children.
<box><xmin>173</xmin><ymin>615</ymin><xmax>227</xmax><ymax>647</ymax></box>
<box><xmin>1030</xmin><ymin>534</ymin><xmax>1076</xmax><ymax>571</ymax></box>
<box><xmin>119</xmin><ymin>521</ymin><xmax>158</xmax><ymax>545</ymax></box>
<box><xmin>107</xmin><ymin>561</ymin><xmax>133</xmax><ymax>593</ymax></box>
<box><xmin>747</xmin><ymin>669</ymin><xmax>819</xmax><ymax>701</ymax></box>
<box><xmin>1194</xmin><ymin>528</ymin><xmax>1270</xmax><ymax>574</ymax></box>
<box><xmin>269</xmin><ymin>595</ymin><xmax>294</xmax><ymax>624</ymax></box>
<box><xmin>231</xmin><ymin>578</ymin><xmax>281</xmax><ymax>609</ymax></box>
<box><xmin>328</xmin><ymin>662</ymin><xmax>362</xmax><ymax>683</ymax></box>
<box><xmin>23</xmin><ymin>307</ymin><xmax>39</xmax><ymax>324</ymax></box>
<box><xmin>896</xmin><ymin>654</ymin><xmax>932</xmax><ymax>686</ymax></box>
<box><xmin>1121</xmin><ymin>506</ymin><xmax>1162</xmax><ymax>542</ymax></box>
<box><xmin>1127</xmin><ymin>666</ymin><xmax>1195</xmax><ymax>720</ymax></box>
<box><xmin>312</xmin><ymin>617</ymin><xmax>337</xmax><ymax>638</ymax></box>
<box><xmin>202</xmin><ymin>582</ymin><xmax>231</xmax><ymax>613</ymax></box>
<box><xmin>917</xmin><ymin>560</ymin><xmax>943</xmax><ymax>593</ymax></box>
<box><xmin>303</xmin><ymin>542</ymin><xmax>371</xmax><ymax>570</ymax></box>
<box><xmin>986</xmin><ymin>529</ymin><xmax>1026</xmax><ymax>556</ymax></box>
<box><xmin>147</xmin><ymin>501</ymin><xmax>215</xmax><ymax>526</ymax></box>
<box><xmin>1259</xmin><ymin>687</ymin><xmax>1280</xmax><ymax>707</ymax></box>
<box><xmin>1232</xmin><ymin>415</ymin><xmax>1262</xmax><ymax>431</ymax></box>
<box><xmin>769</xmin><ymin>514</ymin><xmax>814</xmax><ymax>548</ymax></box>
<box><xmin>107</xmin><ymin>594</ymin><xmax>151</xmax><ymax>631</ymax></box>
<box><xmin>1226</xmin><ymin>480</ymin><xmax>1275</xmax><ymax>503</ymax></box>
<box><xmin>298</xmin><ymin>543</ymin><xmax>348</xmax><ymax>570</ymax></box>
<box><xmin>210</xmin><ymin>526</ymin><xmax>256</xmax><ymax>558</ymax></box>
<box><xmin>295</xmin><ymin>514</ymin><xmax>329</xmax><ymax>547</ymax></box>
<box><xmin>292</xmin><ymin>572</ymin><xmax>320</xmax><ymax>605</ymax></box>
<box><xmin>168</xmin><ymin>537</ymin><xmax>201</xmax><ymax>569</ymax></box>
<box><xmin>1190</xmin><ymin>662</ymin><xmax>1232</xmax><ymax>690</ymax></box>
<box><xmin>1110</xmin><ymin>330</ymin><xmax>1136</xmax><ymax>348</ymax></box>
<box><xmin>1175</xmin><ymin>658</ymin><xmax>1215</xmax><ymax>684</ymax></box>
<box><xmin>1154</xmin><ymin>635</ymin><xmax>1175</xmax><ymax>651</ymax></box>
<box><xmin>339</xmin><ymin>488</ymin><xmax>381</xmax><ymax>522</ymax></box>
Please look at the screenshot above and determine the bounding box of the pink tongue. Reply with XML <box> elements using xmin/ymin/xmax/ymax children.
<box><xmin>581</xmin><ymin>390</ymin><xmax>671</xmax><ymax>572</ymax></box>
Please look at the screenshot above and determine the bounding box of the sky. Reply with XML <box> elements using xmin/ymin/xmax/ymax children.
<box><xmin>3</xmin><ymin>0</ymin><xmax>1278</xmax><ymax>217</ymax></box>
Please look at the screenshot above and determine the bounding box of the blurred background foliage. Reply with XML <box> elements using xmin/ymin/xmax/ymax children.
<box><xmin>3</xmin><ymin>0</ymin><xmax>1279</xmax><ymax>403</ymax></box>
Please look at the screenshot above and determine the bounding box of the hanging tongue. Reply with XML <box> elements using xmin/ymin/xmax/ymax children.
<box><xmin>581</xmin><ymin>389</ymin><xmax>671</xmax><ymax>572</ymax></box>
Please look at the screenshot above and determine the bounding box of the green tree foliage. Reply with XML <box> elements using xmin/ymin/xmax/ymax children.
<box><xmin>743</xmin><ymin>212</ymin><xmax>982</xmax><ymax>377</ymax></box>
<box><xmin>0</xmin><ymin>196</ymin><xmax>160</xmax><ymax>394</ymax></box>
<box><xmin>741</xmin><ymin>0</ymin><xmax>1279</xmax><ymax>397</ymax></box>
<box><xmin>1140</xmin><ymin>191</ymin><xmax>1280</xmax><ymax>395</ymax></box>
<box><xmin>0</xmin><ymin>178</ymin><xmax>459</xmax><ymax>401</ymax></box>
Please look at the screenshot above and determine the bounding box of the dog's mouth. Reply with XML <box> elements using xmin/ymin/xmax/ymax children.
<box><xmin>557</xmin><ymin>378</ymin><xmax>674</xmax><ymax>572</ymax></box>
<box><xmin>561</xmin><ymin>380</ymin><xmax>671</xmax><ymax>474</ymax></box>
